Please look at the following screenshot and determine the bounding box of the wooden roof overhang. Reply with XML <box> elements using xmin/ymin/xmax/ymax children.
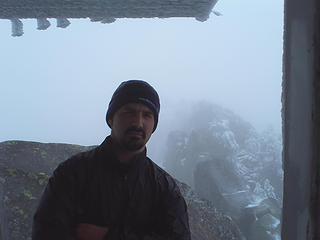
<box><xmin>1</xmin><ymin>0</ymin><xmax>218</xmax><ymax>36</ymax></box>
<box><xmin>0</xmin><ymin>0</ymin><xmax>218</xmax><ymax>21</ymax></box>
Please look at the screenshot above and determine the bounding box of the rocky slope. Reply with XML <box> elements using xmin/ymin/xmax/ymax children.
<box><xmin>0</xmin><ymin>140</ymin><xmax>242</xmax><ymax>240</ymax></box>
<box><xmin>164</xmin><ymin>102</ymin><xmax>283</xmax><ymax>240</ymax></box>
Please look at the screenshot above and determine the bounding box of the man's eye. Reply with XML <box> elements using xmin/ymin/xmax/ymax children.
<box><xmin>144</xmin><ymin>113</ymin><xmax>153</xmax><ymax>119</ymax></box>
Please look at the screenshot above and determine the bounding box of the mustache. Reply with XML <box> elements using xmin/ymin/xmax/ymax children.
<box><xmin>125</xmin><ymin>127</ymin><xmax>146</xmax><ymax>138</ymax></box>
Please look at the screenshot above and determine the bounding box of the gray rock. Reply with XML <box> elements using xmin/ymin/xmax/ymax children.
<box><xmin>0</xmin><ymin>140</ymin><xmax>241</xmax><ymax>240</ymax></box>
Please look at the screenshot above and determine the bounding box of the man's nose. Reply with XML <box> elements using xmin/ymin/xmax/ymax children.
<box><xmin>132</xmin><ymin>112</ymin><xmax>144</xmax><ymax>127</ymax></box>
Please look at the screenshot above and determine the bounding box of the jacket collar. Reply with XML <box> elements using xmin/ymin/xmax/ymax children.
<box><xmin>98</xmin><ymin>136</ymin><xmax>147</xmax><ymax>171</ymax></box>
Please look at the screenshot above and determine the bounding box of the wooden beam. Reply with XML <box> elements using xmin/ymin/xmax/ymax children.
<box><xmin>282</xmin><ymin>0</ymin><xmax>320</xmax><ymax>239</ymax></box>
<box><xmin>0</xmin><ymin>0</ymin><xmax>218</xmax><ymax>21</ymax></box>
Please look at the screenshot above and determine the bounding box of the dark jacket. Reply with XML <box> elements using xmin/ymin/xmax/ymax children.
<box><xmin>32</xmin><ymin>136</ymin><xmax>191</xmax><ymax>240</ymax></box>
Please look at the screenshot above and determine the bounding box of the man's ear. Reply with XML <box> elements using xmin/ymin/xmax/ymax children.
<box><xmin>107</xmin><ymin>118</ymin><xmax>113</xmax><ymax>128</ymax></box>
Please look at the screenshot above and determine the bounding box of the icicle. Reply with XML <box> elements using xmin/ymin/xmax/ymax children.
<box><xmin>37</xmin><ymin>18</ymin><xmax>51</xmax><ymax>30</ymax></box>
<box><xmin>212</xmin><ymin>10</ymin><xmax>223</xmax><ymax>16</ymax></box>
<box><xmin>90</xmin><ymin>17</ymin><xmax>104</xmax><ymax>22</ymax></box>
<box><xmin>11</xmin><ymin>18</ymin><xmax>23</xmax><ymax>37</ymax></box>
<box><xmin>195</xmin><ymin>15</ymin><xmax>208</xmax><ymax>22</ymax></box>
<box><xmin>56</xmin><ymin>18</ymin><xmax>70</xmax><ymax>28</ymax></box>
<box><xmin>90</xmin><ymin>17</ymin><xmax>116</xmax><ymax>24</ymax></box>
<box><xmin>101</xmin><ymin>18</ymin><xmax>116</xmax><ymax>24</ymax></box>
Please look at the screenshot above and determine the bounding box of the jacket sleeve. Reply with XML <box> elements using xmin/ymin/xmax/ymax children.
<box><xmin>32</xmin><ymin>161</ymin><xmax>77</xmax><ymax>240</ymax></box>
<box><xmin>106</xmin><ymin>175</ymin><xmax>191</xmax><ymax>240</ymax></box>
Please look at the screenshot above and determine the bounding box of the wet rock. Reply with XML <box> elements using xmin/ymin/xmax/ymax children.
<box><xmin>0</xmin><ymin>140</ymin><xmax>241</xmax><ymax>240</ymax></box>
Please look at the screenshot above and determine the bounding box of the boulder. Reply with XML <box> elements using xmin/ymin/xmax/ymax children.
<box><xmin>0</xmin><ymin>140</ymin><xmax>242</xmax><ymax>240</ymax></box>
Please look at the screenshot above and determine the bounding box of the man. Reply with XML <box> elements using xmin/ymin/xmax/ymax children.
<box><xmin>32</xmin><ymin>80</ymin><xmax>191</xmax><ymax>240</ymax></box>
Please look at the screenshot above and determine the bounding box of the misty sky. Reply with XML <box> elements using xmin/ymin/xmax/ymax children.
<box><xmin>0</xmin><ymin>0</ymin><xmax>284</xmax><ymax>162</ymax></box>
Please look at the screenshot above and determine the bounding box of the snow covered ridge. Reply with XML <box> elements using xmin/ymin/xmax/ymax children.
<box><xmin>164</xmin><ymin>102</ymin><xmax>283</xmax><ymax>240</ymax></box>
<box><xmin>0</xmin><ymin>0</ymin><xmax>218</xmax><ymax>36</ymax></box>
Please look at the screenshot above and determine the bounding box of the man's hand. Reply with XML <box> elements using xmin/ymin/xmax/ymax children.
<box><xmin>76</xmin><ymin>223</ymin><xmax>109</xmax><ymax>240</ymax></box>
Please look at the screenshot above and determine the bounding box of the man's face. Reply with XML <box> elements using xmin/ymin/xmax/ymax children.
<box><xmin>108</xmin><ymin>102</ymin><xmax>155</xmax><ymax>152</ymax></box>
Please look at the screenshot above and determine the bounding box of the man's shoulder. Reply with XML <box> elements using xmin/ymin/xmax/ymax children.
<box><xmin>147</xmin><ymin>158</ymin><xmax>168</xmax><ymax>176</ymax></box>
<box><xmin>147</xmin><ymin>158</ymin><xmax>178</xmax><ymax>187</ymax></box>
<box><xmin>57</xmin><ymin>145</ymin><xmax>100</xmax><ymax>171</ymax></box>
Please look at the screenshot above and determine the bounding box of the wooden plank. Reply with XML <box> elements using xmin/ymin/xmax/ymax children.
<box><xmin>0</xmin><ymin>0</ymin><xmax>218</xmax><ymax>21</ymax></box>
<box><xmin>282</xmin><ymin>0</ymin><xmax>320</xmax><ymax>239</ymax></box>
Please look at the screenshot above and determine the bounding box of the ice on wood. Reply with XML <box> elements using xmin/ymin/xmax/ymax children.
<box><xmin>11</xmin><ymin>18</ymin><xmax>23</xmax><ymax>37</ymax></box>
<box><xmin>37</xmin><ymin>18</ymin><xmax>50</xmax><ymax>30</ymax></box>
<box><xmin>57</xmin><ymin>18</ymin><xmax>70</xmax><ymax>28</ymax></box>
<box><xmin>1</xmin><ymin>0</ymin><xmax>219</xmax><ymax>36</ymax></box>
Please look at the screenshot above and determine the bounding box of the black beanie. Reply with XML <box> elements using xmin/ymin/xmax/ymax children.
<box><xmin>106</xmin><ymin>80</ymin><xmax>160</xmax><ymax>132</ymax></box>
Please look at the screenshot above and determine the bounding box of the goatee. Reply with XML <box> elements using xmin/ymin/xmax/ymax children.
<box><xmin>121</xmin><ymin>127</ymin><xmax>146</xmax><ymax>151</ymax></box>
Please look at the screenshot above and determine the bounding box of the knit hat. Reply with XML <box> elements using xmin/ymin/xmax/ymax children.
<box><xmin>106</xmin><ymin>80</ymin><xmax>160</xmax><ymax>132</ymax></box>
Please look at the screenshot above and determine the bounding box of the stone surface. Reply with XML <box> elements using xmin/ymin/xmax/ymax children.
<box><xmin>163</xmin><ymin>102</ymin><xmax>282</xmax><ymax>240</ymax></box>
<box><xmin>0</xmin><ymin>140</ymin><xmax>241</xmax><ymax>240</ymax></box>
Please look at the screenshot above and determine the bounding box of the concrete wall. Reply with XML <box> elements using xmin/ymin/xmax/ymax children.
<box><xmin>282</xmin><ymin>0</ymin><xmax>320</xmax><ymax>239</ymax></box>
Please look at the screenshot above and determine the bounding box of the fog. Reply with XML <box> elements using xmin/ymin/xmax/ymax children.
<box><xmin>0</xmin><ymin>0</ymin><xmax>283</xmax><ymax>164</ymax></box>
<box><xmin>0</xmin><ymin>1</ymin><xmax>285</xmax><ymax>239</ymax></box>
